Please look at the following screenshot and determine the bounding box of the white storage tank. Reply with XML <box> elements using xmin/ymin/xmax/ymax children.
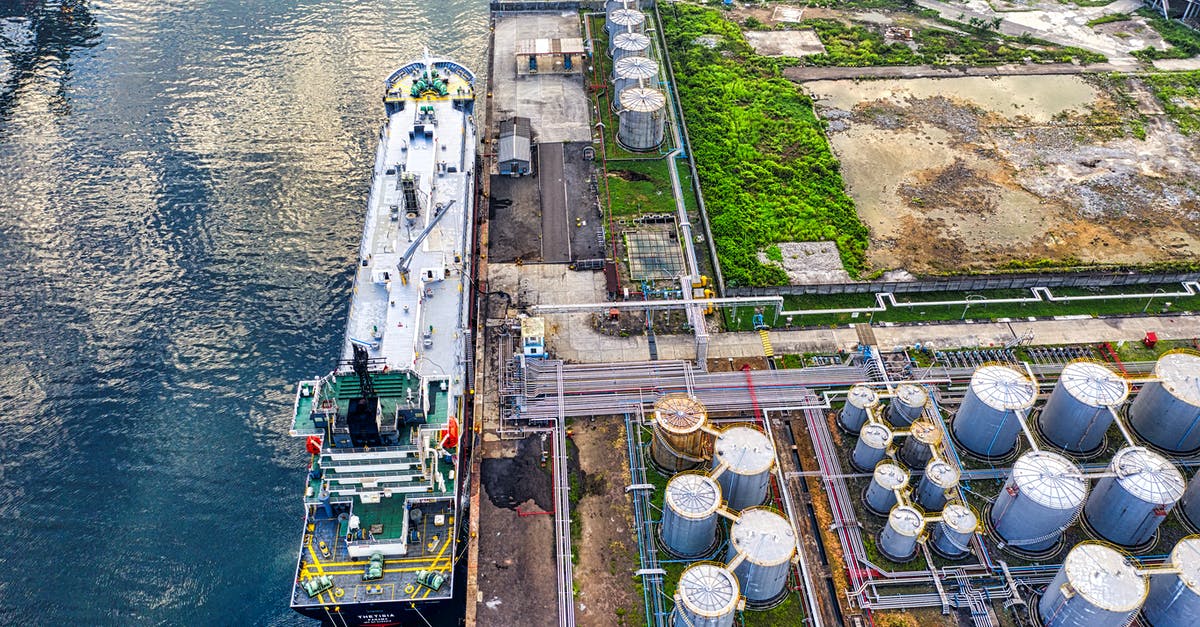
<box><xmin>1179</xmin><ymin>470</ymin><xmax>1200</xmax><ymax>531</ymax></box>
<box><xmin>930</xmin><ymin>503</ymin><xmax>976</xmax><ymax>559</ymax></box>
<box><xmin>1038</xmin><ymin>543</ymin><xmax>1147</xmax><ymax>627</ymax></box>
<box><xmin>711</xmin><ymin>425</ymin><xmax>774</xmax><ymax>511</ymax></box>
<box><xmin>610</xmin><ymin>30</ymin><xmax>651</xmax><ymax>62</ymax></box>
<box><xmin>605</xmin><ymin>0</ymin><xmax>632</xmax><ymax>15</ymax></box>
<box><xmin>671</xmin><ymin>563</ymin><xmax>741</xmax><ymax>627</ymax></box>
<box><xmin>660</xmin><ymin>472</ymin><xmax>721</xmax><ymax>558</ymax></box>
<box><xmin>1142</xmin><ymin>537</ymin><xmax>1200</xmax><ymax>627</ymax></box>
<box><xmin>1037</xmin><ymin>361</ymin><xmax>1129</xmax><ymax>454</ymax></box>
<box><xmin>650</xmin><ymin>394</ymin><xmax>708</xmax><ymax>472</ymax></box>
<box><xmin>864</xmin><ymin>462</ymin><xmax>909</xmax><ymax>516</ymax></box>
<box><xmin>952</xmin><ymin>365</ymin><xmax>1037</xmax><ymax>459</ymax></box>
<box><xmin>839</xmin><ymin>384</ymin><xmax>879</xmax><ymax>434</ymax></box>
<box><xmin>617</xmin><ymin>86</ymin><xmax>665</xmax><ymax>152</ymax></box>
<box><xmin>898</xmin><ymin>419</ymin><xmax>942</xmax><ymax>469</ymax></box>
<box><xmin>1083</xmin><ymin>446</ymin><xmax>1184</xmax><ymax>547</ymax></box>
<box><xmin>887</xmin><ymin>383</ymin><xmax>927</xmax><ymax>427</ymax></box>
<box><xmin>611</xmin><ymin>56</ymin><xmax>658</xmax><ymax>113</ymax></box>
<box><xmin>914</xmin><ymin>458</ymin><xmax>960</xmax><ymax>512</ymax></box>
<box><xmin>850</xmin><ymin>422</ymin><xmax>892</xmax><ymax>472</ymax></box>
<box><xmin>878</xmin><ymin>505</ymin><xmax>924</xmax><ymax>562</ymax></box>
<box><xmin>726</xmin><ymin>508</ymin><xmax>796</xmax><ymax>605</ymax></box>
<box><xmin>1129</xmin><ymin>351</ymin><xmax>1200</xmax><ymax>454</ymax></box>
<box><xmin>990</xmin><ymin>450</ymin><xmax>1087</xmax><ymax>555</ymax></box>
<box><xmin>606</xmin><ymin>8</ymin><xmax>646</xmax><ymax>37</ymax></box>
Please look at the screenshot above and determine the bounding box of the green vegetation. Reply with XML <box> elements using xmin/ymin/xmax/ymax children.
<box><xmin>1060</xmin><ymin>0</ymin><xmax>1119</xmax><ymax>7</ymax></box>
<box><xmin>802</xmin><ymin>18</ymin><xmax>1106</xmax><ymax>66</ymax></box>
<box><xmin>1144</xmin><ymin>70</ymin><xmax>1200</xmax><ymax>135</ymax></box>
<box><xmin>606</xmin><ymin>159</ymin><xmax>678</xmax><ymax>216</ymax></box>
<box><xmin>1086</xmin><ymin>12</ymin><xmax>1131</xmax><ymax>27</ymax></box>
<box><xmin>1134</xmin><ymin>10</ymin><xmax>1200</xmax><ymax>60</ymax></box>
<box><xmin>663</xmin><ymin>4</ymin><xmax>869</xmax><ymax>284</ymax></box>
<box><xmin>722</xmin><ymin>285</ymin><xmax>1200</xmax><ymax>330</ymax></box>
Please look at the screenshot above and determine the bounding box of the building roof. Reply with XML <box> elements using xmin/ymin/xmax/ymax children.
<box><xmin>516</xmin><ymin>37</ymin><xmax>585</xmax><ymax>56</ymax></box>
<box><xmin>498</xmin><ymin>117</ymin><xmax>531</xmax><ymax>165</ymax></box>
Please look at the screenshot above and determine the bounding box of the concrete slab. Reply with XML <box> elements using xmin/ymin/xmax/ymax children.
<box><xmin>743</xmin><ymin>29</ymin><xmax>826</xmax><ymax>57</ymax></box>
<box><xmin>492</xmin><ymin>14</ymin><xmax>592</xmax><ymax>143</ymax></box>
<box><xmin>539</xmin><ymin>142</ymin><xmax>571</xmax><ymax>262</ymax></box>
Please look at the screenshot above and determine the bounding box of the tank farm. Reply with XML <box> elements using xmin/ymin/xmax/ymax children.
<box><xmin>504</xmin><ymin>342</ymin><xmax>1200</xmax><ymax>626</ymax></box>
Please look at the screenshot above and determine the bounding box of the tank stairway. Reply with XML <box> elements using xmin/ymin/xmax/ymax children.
<box><xmin>758</xmin><ymin>329</ymin><xmax>774</xmax><ymax>357</ymax></box>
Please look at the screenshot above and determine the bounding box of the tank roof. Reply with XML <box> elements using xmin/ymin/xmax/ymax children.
<box><xmin>730</xmin><ymin>508</ymin><xmax>796</xmax><ymax>566</ymax></box>
<box><xmin>888</xmin><ymin>505</ymin><xmax>925</xmax><ymax>536</ymax></box>
<box><xmin>1062</xmin><ymin>543</ymin><xmax>1147</xmax><ymax>612</ymax></box>
<box><xmin>969</xmin><ymin>365</ymin><xmax>1036</xmax><ymax>410</ymax></box>
<box><xmin>677</xmin><ymin>563</ymin><xmax>740</xmax><ymax>618</ymax></box>
<box><xmin>908</xmin><ymin>420</ymin><xmax>942</xmax><ymax>445</ymax></box>
<box><xmin>613</xmin><ymin>55</ymin><xmax>658</xmax><ymax>80</ymax></box>
<box><xmin>1169</xmin><ymin>537</ymin><xmax>1200</xmax><ymax>593</ymax></box>
<box><xmin>1059</xmin><ymin>361</ymin><xmax>1130</xmax><ymax>407</ymax></box>
<box><xmin>847</xmin><ymin>385</ymin><xmax>879</xmax><ymax>409</ymax></box>
<box><xmin>1010</xmin><ymin>450</ymin><xmax>1087</xmax><ymax>510</ymax></box>
<box><xmin>609</xmin><ymin>8</ymin><xmax>645</xmax><ymax>27</ymax></box>
<box><xmin>1111</xmin><ymin>446</ymin><xmax>1185</xmax><ymax>504</ymax></box>
<box><xmin>894</xmin><ymin>383</ymin><xmax>928</xmax><ymax>408</ymax></box>
<box><xmin>619</xmin><ymin>87</ymin><xmax>665</xmax><ymax>113</ymax></box>
<box><xmin>654</xmin><ymin>394</ymin><xmax>706</xmax><ymax>434</ymax></box>
<box><xmin>1154</xmin><ymin>351</ymin><xmax>1200</xmax><ymax>407</ymax></box>
<box><xmin>714</xmin><ymin>426</ymin><xmax>774</xmax><ymax>475</ymax></box>
<box><xmin>925</xmin><ymin>459</ymin><xmax>961</xmax><ymax>488</ymax></box>
<box><xmin>941</xmin><ymin>504</ymin><xmax>977</xmax><ymax>534</ymax></box>
<box><xmin>666</xmin><ymin>473</ymin><xmax>721</xmax><ymax>519</ymax></box>
<box><xmin>859</xmin><ymin>422</ymin><xmax>893</xmax><ymax>448</ymax></box>
<box><xmin>874</xmin><ymin>462</ymin><xmax>909</xmax><ymax>490</ymax></box>
<box><xmin>613</xmin><ymin>31</ymin><xmax>651</xmax><ymax>51</ymax></box>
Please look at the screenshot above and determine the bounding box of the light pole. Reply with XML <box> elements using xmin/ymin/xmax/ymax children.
<box><xmin>1144</xmin><ymin>288</ymin><xmax>1167</xmax><ymax>313</ymax></box>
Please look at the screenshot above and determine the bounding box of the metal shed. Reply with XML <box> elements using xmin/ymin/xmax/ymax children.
<box><xmin>497</xmin><ymin>117</ymin><xmax>531</xmax><ymax>177</ymax></box>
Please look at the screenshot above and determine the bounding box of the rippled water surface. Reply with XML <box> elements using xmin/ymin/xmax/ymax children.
<box><xmin>0</xmin><ymin>1</ymin><xmax>486</xmax><ymax>623</ymax></box>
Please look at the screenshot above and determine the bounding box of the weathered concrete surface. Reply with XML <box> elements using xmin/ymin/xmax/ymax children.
<box><xmin>492</xmin><ymin>13</ymin><xmax>592</xmax><ymax>143</ymax></box>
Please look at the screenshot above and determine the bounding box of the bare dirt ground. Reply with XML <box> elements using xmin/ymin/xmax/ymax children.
<box><xmin>743</xmin><ymin>29</ymin><xmax>827</xmax><ymax>57</ymax></box>
<box><xmin>476</xmin><ymin>437</ymin><xmax>558</xmax><ymax>625</ymax></box>
<box><xmin>808</xmin><ymin>74</ymin><xmax>1200</xmax><ymax>275</ymax></box>
<box><xmin>570</xmin><ymin>419</ymin><xmax>642</xmax><ymax>627</ymax></box>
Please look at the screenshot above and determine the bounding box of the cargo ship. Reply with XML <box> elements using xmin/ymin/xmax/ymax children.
<box><xmin>288</xmin><ymin>54</ymin><xmax>477</xmax><ymax>626</ymax></box>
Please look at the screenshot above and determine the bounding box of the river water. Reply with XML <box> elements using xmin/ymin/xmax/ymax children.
<box><xmin>0</xmin><ymin>1</ymin><xmax>485</xmax><ymax>624</ymax></box>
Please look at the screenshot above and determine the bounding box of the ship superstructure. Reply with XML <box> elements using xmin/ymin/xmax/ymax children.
<box><xmin>288</xmin><ymin>55</ymin><xmax>476</xmax><ymax>627</ymax></box>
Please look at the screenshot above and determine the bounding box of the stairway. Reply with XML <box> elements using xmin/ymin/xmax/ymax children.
<box><xmin>758</xmin><ymin>329</ymin><xmax>774</xmax><ymax>357</ymax></box>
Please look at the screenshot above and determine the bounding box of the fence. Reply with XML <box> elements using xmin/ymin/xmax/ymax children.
<box><xmin>728</xmin><ymin>271</ymin><xmax>1200</xmax><ymax>297</ymax></box>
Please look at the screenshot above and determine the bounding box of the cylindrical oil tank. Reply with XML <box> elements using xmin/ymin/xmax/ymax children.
<box><xmin>605</xmin><ymin>0</ymin><xmax>631</xmax><ymax>15</ymax></box>
<box><xmin>930</xmin><ymin>503</ymin><xmax>976</xmax><ymax>559</ymax></box>
<box><xmin>651</xmin><ymin>394</ymin><xmax>707</xmax><ymax>472</ymax></box>
<box><xmin>610</xmin><ymin>30</ymin><xmax>651</xmax><ymax>61</ymax></box>
<box><xmin>1084</xmin><ymin>446</ymin><xmax>1184</xmax><ymax>547</ymax></box>
<box><xmin>1129</xmin><ymin>351</ymin><xmax>1200</xmax><ymax>454</ymax></box>
<box><xmin>851</xmin><ymin>422</ymin><xmax>893</xmax><ymax>472</ymax></box>
<box><xmin>661</xmin><ymin>472</ymin><xmax>721</xmax><ymax>558</ymax></box>
<box><xmin>726</xmin><ymin>508</ymin><xmax>795</xmax><ymax>604</ymax></box>
<box><xmin>1180</xmin><ymin>471</ymin><xmax>1200</xmax><ymax>530</ymax></box>
<box><xmin>864</xmin><ymin>462</ymin><xmax>909</xmax><ymax>515</ymax></box>
<box><xmin>711</xmin><ymin>426</ymin><xmax>774</xmax><ymax>511</ymax></box>
<box><xmin>879</xmin><ymin>505</ymin><xmax>924</xmax><ymax>562</ymax></box>
<box><xmin>606</xmin><ymin>8</ymin><xmax>645</xmax><ymax>37</ymax></box>
<box><xmin>1038</xmin><ymin>543</ymin><xmax>1147</xmax><ymax>627</ymax></box>
<box><xmin>671</xmin><ymin>563</ymin><xmax>740</xmax><ymax>627</ymax></box>
<box><xmin>952</xmin><ymin>365</ymin><xmax>1037</xmax><ymax>459</ymax></box>
<box><xmin>898</xmin><ymin>419</ymin><xmax>942</xmax><ymax>469</ymax></box>
<box><xmin>839</xmin><ymin>385</ymin><xmax>879</xmax><ymax>434</ymax></box>
<box><xmin>1038</xmin><ymin>361</ymin><xmax>1129</xmax><ymax>454</ymax></box>
<box><xmin>611</xmin><ymin>56</ymin><xmax>658</xmax><ymax>113</ymax></box>
<box><xmin>915</xmin><ymin>458</ymin><xmax>960</xmax><ymax>512</ymax></box>
<box><xmin>1142</xmin><ymin>537</ymin><xmax>1200</xmax><ymax>627</ymax></box>
<box><xmin>617</xmin><ymin>86</ymin><xmax>665</xmax><ymax>152</ymax></box>
<box><xmin>990</xmin><ymin>450</ymin><xmax>1087</xmax><ymax>553</ymax></box>
<box><xmin>887</xmin><ymin>383</ymin><xmax>927</xmax><ymax>427</ymax></box>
